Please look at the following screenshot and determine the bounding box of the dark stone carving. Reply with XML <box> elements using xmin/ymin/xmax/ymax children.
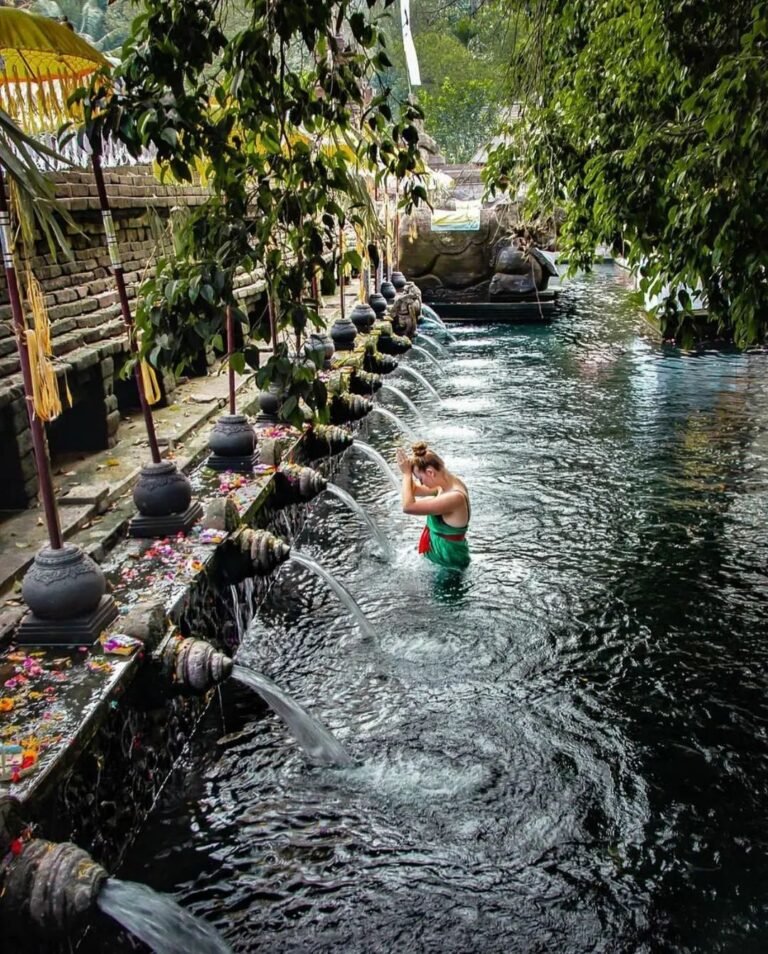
<box><xmin>350</xmin><ymin>301</ymin><xmax>376</xmax><ymax>334</ymax></box>
<box><xmin>349</xmin><ymin>368</ymin><xmax>383</xmax><ymax>394</ymax></box>
<box><xmin>330</xmin><ymin>314</ymin><xmax>358</xmax><ymax>353</ymax></box>
<box><xmin>162</xmin><ymin>636</ymin><xmax>233</xmax><ymax>693</ymax></box>
<box><xmin>489</xmin><ymin>245</ymin><xmax>557</xmax><ymax>301</ymax></box>
<box><xmin>367</xmin><ymin>292</ymin><xmax>388</xmax><ymax>319</ymax></box>
<box><xmin>22</xmin><ymin>545</ymin><xmax>106</xmax><ymax>620</ymax></box>
<box><xmin>363</xmin><ymin>349</ymin><xmax>398</xmax><ymax>375</ymax></box>
<box><xmin>273</xmin><ymin>463</ymin><xmax>327</xmax><ymax>506</ymax></box>
<box><xmin>399</xmin><ymin>206</ymin><xmax>557</xmax><ymax>304</ymax></box>
<box><xmin>376</xmin><ymin>322</ymin><xmax>412</xmax><ymax>356</ymax></box>
<box><xmin>330</xmin><ymin>392</ymin><xmax>373</xmax><ymax>424</ymax></box>
<box><xmin>220</xmin><ymin>527</ymin><xmax>291</xmax><ymax>583</ymax></box>
<box><xmin>132</xmin><ymin>461</ymin><xmax>193</xmax><ymax>517</ymax></box>
<box><xmin>392</xmin><ymin>285</ymin><xmax>421</xmax><ymax>338</ymax></box>
<box><xmin>301</xmin><ymin>424</ymin><xmax>354</xmax><ymax>459</ymax></box>
<box><xmin>208</xmin><ymin>414</ymin><xmax>256</xmax><ymax>458</ymax></box>
<box><xmin>0</xmin><ymin>839</ymin><xmax>107</xmax><ymax>941</ymax></box>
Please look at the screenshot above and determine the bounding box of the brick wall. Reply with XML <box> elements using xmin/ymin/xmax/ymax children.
<box><xmin>0</xmin><ymin>165</ymin><xmax>266</xmax><ymax>510</ymax></box>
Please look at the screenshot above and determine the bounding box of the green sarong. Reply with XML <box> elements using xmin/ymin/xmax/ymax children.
<box><xmin>418</xmin><ymin>513</ymin><xmax>470</xmax><ymax>570</ymax></box>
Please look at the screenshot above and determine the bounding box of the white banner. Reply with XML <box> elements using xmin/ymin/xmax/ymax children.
<box><xmin>400</xmin><ymin>0</ymin><xmax>421</xmax><ymax>86</ymax></box>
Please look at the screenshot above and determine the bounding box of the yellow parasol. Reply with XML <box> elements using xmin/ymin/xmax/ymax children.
<box><xmin>0</xmin><ymin>8</ymin><xmax>108</xmax><ymax>132</ymax></box>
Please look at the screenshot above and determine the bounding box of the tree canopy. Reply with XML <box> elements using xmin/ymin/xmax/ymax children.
<box><xmin>72</xmin><ymin>0</ymin><xmax>425</xmax><ymax>425</ymax></box>
<box><xmin>485</xmin><ymin>0</ymin><xmax>768</xmax><ymax>345</ymax></box>
<box><xmin>375</xmin><ymin>0</ymin><xmax>513</xmax><ymax>163</ymax></box>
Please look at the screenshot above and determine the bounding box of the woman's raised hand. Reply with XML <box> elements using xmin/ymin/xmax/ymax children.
<box><xmin>395</xmin><ymin>448</ymin><xmax>412</xmax><ymax>474</ymax></box>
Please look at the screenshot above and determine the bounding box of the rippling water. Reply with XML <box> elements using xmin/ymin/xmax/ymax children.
<box><xmin>113</xmin><ymin>268</ymin><xmax>768</xmax><ymax>953</ymax></box>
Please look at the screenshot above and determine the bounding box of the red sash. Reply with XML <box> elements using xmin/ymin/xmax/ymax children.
<box><xmin>418</xmin><ymin>525</ymin><xmax>466</xmax><ymax>554</ymax></box>
<box><xmin>418</xmin><ymin>526</ymin><xmax>431</xmax><ymax>554</ymax></box>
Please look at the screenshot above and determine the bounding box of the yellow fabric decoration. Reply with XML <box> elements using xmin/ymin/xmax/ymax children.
<box><xmin>140</xmin><ymin>360</ymin><xmax>162</xmax><ymax>406</ymax></box>
<box><xmin>24</xmin><ymin>270</ymin><xmax>65</xmax><ymax>422</ymax></box>
<box><xmin>354</xmin><ymin>226</ymin><xmax>366</xmax><ymax>302</ymax></box>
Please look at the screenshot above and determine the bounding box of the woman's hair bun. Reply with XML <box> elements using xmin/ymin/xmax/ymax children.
<box><xmin>411</xmin><ymin>440</ymin><xmax>429</xmax><ymax>458</ymax></box>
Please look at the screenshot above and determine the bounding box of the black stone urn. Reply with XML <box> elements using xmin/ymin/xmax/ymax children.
<box><xmin>258</xmin><ymin>383</ymin><xmax>284</xmax><ymax>419</ymax></box>
<box><xmin>133</xmin><ymin>460</ymin><xmax>193</xmax><ymax>516</ymax></box>
<box><xmin>208</xmin><ymin>414</ymin><xmax>256</xmax><ymax>458</ymax></box>
<box><xmin>330</xmin><ymin>314</ymin><xmax>358</xmax><ymax>352</ymax></box>
<box><xmin>380</xmin><ymin>280</ymin><xmax>396</xmax><ymax>303</ymax></box>
<box><xmin>367</xmin><ymin>292</ymin><xmax>388</xmax><ymax>319</ymax></box>
<box><xmin>22</xmin><ymin>544</ymin><xmax>105</xmax><ymax>620</ymax></box>
<box><xmin>350</xmin><ymin>301</ymin><xmax>376</xmax><ymax>334</ymax></box>
<box><xmin>391</xmin><ymin>270</ymin><xmax>407</xmax><ymax>291</ymax></box>
<box><xmin>306</xmin><ymin>332</ymin><xmax>334</xmax><ymax>369</ymax></box>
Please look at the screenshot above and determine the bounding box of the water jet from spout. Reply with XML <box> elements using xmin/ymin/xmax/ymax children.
<box><xmin>288</xmin><ymin>551</ymin><xmax>377</xmax><ymax>640</ymax></box>
<box><xmin>380</xmin><ymin>383</ymin><xmax>425</xmax><ymax>424</ymax></box>
<box><xmin>232</xmin><ymin>664</ymin><xmax>355</xmax><ymax>767</ymax></box>
<box><xmin>370</xmin><ymin>406</ymin><xmax>417</xmax><ymax>440</ymax></box>
<box><xmin>410</xmin><ymin>345</ymin><xmax>446</xmax><ymax>376</ymax></box>
<box><xmin>350</xmin><ymin>441</ymin><xmax>400</xmax><ymax>491</ymax></box>
<box><xmin>326</xmin><ymin>483</ymin><xmax>392</xmax><ymax>560</ymax></box>
<box><xmin>396</xmin><ymin>365</ymin><xmax>442</xmax><ymax>402</ymax></box>
<box><xmin>415</xmin><ymin>332</ymin><xmax>448</xmax><ymax>357</ymax></box>
<box><xmin>97</xmin><ymin>879</ymin><xmax>231</xmax><ymax>954</ymax></box>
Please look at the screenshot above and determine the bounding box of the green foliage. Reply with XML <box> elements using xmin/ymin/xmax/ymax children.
<box><xmin>485</xmin><ymin>0</ymin><xmax>768</xmax><ymax>346</ymax></box>
<box><xmin>373</xmin><ymin>1</ymin><xmax>511</xmax><ymax>163</ymax></box>
<box><xmin>71</xmin><ymin>0</ymin><xmax>425</xmax><ymax>428</ymax></box>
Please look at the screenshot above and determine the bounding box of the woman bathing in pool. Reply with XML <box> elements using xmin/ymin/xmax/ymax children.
<box><xmin>396</xmin><ymin>441</ymin><xmax>470</xmax><ymax>570</ymax></box>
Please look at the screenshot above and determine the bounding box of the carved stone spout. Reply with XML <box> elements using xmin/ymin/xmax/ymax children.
<box><xmin>162</xmin><ymin>636</ymin><xmax>233</xmax><ymax>692</ymax></box>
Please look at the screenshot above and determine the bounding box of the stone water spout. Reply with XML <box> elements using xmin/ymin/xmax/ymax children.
<box><xmin>0</xmin><ymin>798</ymin><xmax>230</xmax><ymax>952</ymax></box>
<box><xmin>363</xmin><ymin>350</ymin><xmax>399</xmax><ymax>376</ymax></box>
<box><xmin>274</xmin><ymin>463</ymin><xmax>328</xmax><ymax>505</ymax></box>
<box><xmin>375</xmin><ymin>320</ymin><xmax>412</xmax><ymax>356</ymax></box>
<box><xmin>221</xmin><ymin>528</ymin><xmax>292</xmax><ymax>584</ymax></box>
<box><xmin>162</xmin><ymin>635</ymin><xmax>232</xmax><ymax>692</ymax></box>
<box><xmin>1</xmin><ymin>837</ymin><xmax>108</xmax><ymax>941</ymax></box>
<box><xmin>303</xmin><ymin>424</ymin><xmax>354</xmax><ymax>460</ymax></box>
<box><xmin>330</xmin><ymin>392</ymin><xmax>373</xmax><ymax>424</ymax></box>
<box><xmin>349</xmin><ymin>368</ymin><xmax>383</xmax><ymax>395</ymax></box>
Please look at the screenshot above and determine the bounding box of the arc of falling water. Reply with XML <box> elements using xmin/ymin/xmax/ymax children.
<box><xmin>370</xmin><ymin>405</ymin><xmax>417</xmax><ymax>440</ymax></box>
<box><xmin>421</xmin><ymin>303</ymin><xmax>450</xmax><ymax>329</ymax></box>
<box><xmin>97</xmin><ymin>879</ymin><xmax>231</xmax><ymax>954</ymax></box>
<box><xmin>288</xmin><ymin>551</ymin><xmax>378</xmax><ymax>640</ymax></box>
<box><xmin>225</xmin><ymin>599</ymin><xmax>354</xmax><ymax>766</ymax></box>
<box><xmin>410</xmin><ymin>345</ymin><xmax>446</xmax><ymax>376</ymax></box>
<box><xmin>380</xmin><ymin>383</ymin><xmax>425</xmax><ymax>423</ymax></box>
<box><xmin>396</xmin><ymin>365</ymin><xmax>442</xmax><ymax>402</ymax></box>
<box><xmin>415</xmin><ymin>331</ymin><xmax>448</xmax><ymax>357</ymax></box>
<box><xmin>325</xmin><ymin>482</ymin><xmax>392</xmax><ymax>560</ymax></box>
<box><xmin>232</xmin><ymin>665</ymin><xmax>354</xmax><ymax>767</ymax></box>
<box><xmin>350</xmin><ymin>441</ymin><xmax>400</xmax><ymax>491</ymax></box>
<box><xmin>420</xmin><ymin>315</ymin><xmax>457</xmax><ymax>343</ymax></box>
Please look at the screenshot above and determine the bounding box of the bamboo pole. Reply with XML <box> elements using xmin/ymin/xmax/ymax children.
<box><xmin>90</xmin><ymin>143</ymin><xmax>161</xmax><ymax>464</ymax></box>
